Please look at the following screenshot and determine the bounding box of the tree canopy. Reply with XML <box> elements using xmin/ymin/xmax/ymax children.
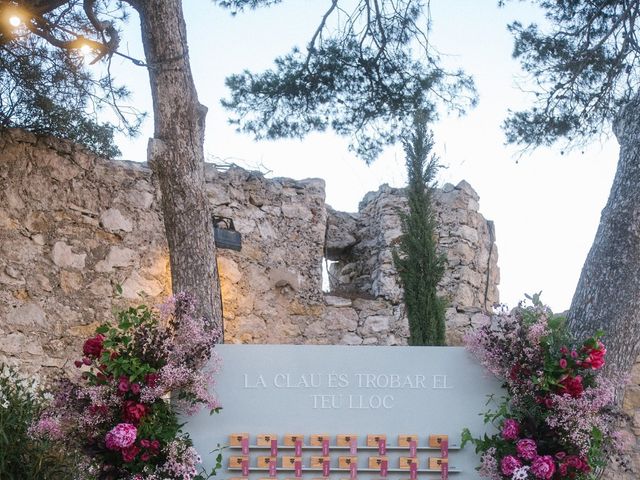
<box><xmin>0</xmin><ymin>0</ymin><xmax>143</xmax><ymax>157</ymax></box>
<box><xmin>503</xmin><ymin>0</ymin><xmax>640</xmax><ymax>148</ymax></box>
<box><xmin>222</xmin><ymin>0</ymin><xmax>476</xmax><ymax>163</ymax></box>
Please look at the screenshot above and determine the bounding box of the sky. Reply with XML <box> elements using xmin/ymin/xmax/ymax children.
<box><xmin>105</xmin><ymin>0</ymin><xmax>619</xmax><ymax>313</ymax></box>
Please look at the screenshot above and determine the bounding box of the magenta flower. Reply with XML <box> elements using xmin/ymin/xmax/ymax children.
<box><xmin>501</xmin><ymin>418</ymin><xmax>520</xmax><ymax>440</ymax></box>
<box><xmin>516</xmin><ymin>438</ymin><xmax>537</xmax><ymax>460</ymax></box>
<box><xmin>105</xmin><ymin>423</ymin><xmax>137</xmax><ymax>450</ymax></box>
<box><xmin>117</xmin><ymin>376</ymin><xmax>130</xmax><ymax>394</ymax></box>
<box><xmin>559</xmin><ymin>358</ymin><xmax>567</xmax><ymax>369</ymax></box>
<box><xmin>531</xmin><ymin>455</ymin><xmax>556</xmax><ymax>479</ymax></box>
<box><xmin>500</xmin><ymin>455</ymin><xmax>522</xmax><ymax>476</ymax></box>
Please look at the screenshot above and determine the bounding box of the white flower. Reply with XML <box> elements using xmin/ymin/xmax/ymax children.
<box><xmin>512</xmin><ymin>466</ymin><xmax>530</xmax><ymax>480</ymax></box>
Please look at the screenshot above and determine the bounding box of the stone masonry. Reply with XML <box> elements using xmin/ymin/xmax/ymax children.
<box><xmin>0</xmin><ymin>128</ymin><xmax>497</xmax><ymax>372</ymax></box>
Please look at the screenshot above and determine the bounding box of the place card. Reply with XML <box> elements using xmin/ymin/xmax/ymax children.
<box><xmin>410</xmin><ymin>461</ymin><xmax>418</xmax><ymax>480</ymax></box>
<box><xmin>257</xmin><ymin>456</ymin><xmax>277</xmax><ymax>468</ymax></box>
<box><xmin>310</xmin><ymin>434</ymin><xmax>331</xmax><ymax>446</ymax></box>
<box><xmin>441</xmin><ymin>438</ymin><xmax>448</xmax><ymax>459</ymax></box>
<box><xmin>229</xmin><ymin>456</ymin><xmax>248</xmax><ymax>468</ymax></box>
<box><xmin>282</xmin><ymin>456</ymin><xmax>302</xmax><ymax>468</ymax></box>
<box><xmin>269</xmin><ymin>460</ymin><xmax>277</xmax><ymax>478</ymax></box>
<box><xmin>428</xmin><ymin>434</ymin><xmax>448</xmax><ymax>448</ymax></box>
<box><xmin>428</xmin><ymin>457</ymin><xmax>448</xmax><ymax>470</ymax></box>
<box><xmin>338</xmin><ymin>456</ymin><xmax>358</xmax><ymax>469</ymax></box>
<box><xmin>242</xmin><ymin>458</ymin><xmax>249</xmax><ymax>477</ymax></box>
<box><xmin>322</xmin><ymin>439</ymin><xmax>330</xmax><ymax>456</ymax></box>
<box><xmin>310</xmin><ymin>456</ymin><xmax>330</xmax><ymax>468</ymax></box>
<box><xmin>337</xmin><ymin>434</ymin><xmax>358</xmax><ymax>446</ymax></box>
<box><xmin>398</xmin><ymin>434</ymin><xmax>418</xmax><ymax>447</ymax></box>
<box><xmin>284</xmin><ymin>434</ymin><xmax>305</xmax><ymax>446</ymax></box>
<box><xmin>366</xmin><ymin>434</ymin><xmax>386</xmax><ymax>447</ymax></box>
<box><xmin>257</xmin><ymin>434</ymin><xmax>278</xmax><ymax>446</ymax></box>
<box><xmin>368</xmin><ymin>456</ymin><xmax>388</xmax><ymax>469</ymax></box>
<box><xmin>350</xmin><ymin>462</ymin><xmax>357</xmax><ymax>479</ymax></box>
<box><xmin>399</xmin><ymin>457</ymin><xmax>419</xmax><ymax>469</ymax></box>
<box><xmin>441</xmin><ymin>462</ymin><xmax>449</xmax><ymax>480</ymax></box>
<box><xmin>230</xmin><ymin>433</ymin><xmax>250</xmax><ymax>446</ymax></box>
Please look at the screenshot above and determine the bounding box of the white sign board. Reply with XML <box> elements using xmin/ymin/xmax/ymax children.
<box><xmin>184</xmin><ymin>345</ymin><xmax>501</xmax><ymax>479</ymax></box>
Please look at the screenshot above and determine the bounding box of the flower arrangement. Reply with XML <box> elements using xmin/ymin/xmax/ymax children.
<box><xmin>31</xmin><ymin>293</ymin><xmax>221</xmax><ymax>480</ymax></box>
<box><xmin>462</xmin><ymin>295</ymin><xmax>626</xmax><ymax>479</ymax></box>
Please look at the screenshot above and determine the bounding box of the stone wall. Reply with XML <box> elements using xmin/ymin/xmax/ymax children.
<box><xmin>326</xmin><ymin>182</ymin><xmax>499</xmax><ymax>345</ymax></box>
<box><xmin>0</xmin><ymin>129</ymin><xmax>498</xmax><ymax>374</ymax></box>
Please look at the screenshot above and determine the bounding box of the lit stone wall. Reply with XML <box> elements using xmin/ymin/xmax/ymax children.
<box><xmin>0</xmin><ymin>129</ymin><xmax>498</xmax><ymax>373</ymax></box>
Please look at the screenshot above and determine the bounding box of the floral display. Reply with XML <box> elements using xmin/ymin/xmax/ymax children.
<box><xmin>462</xmin><ymin>295</ymin><xmax>626</xmax><ymax>479</ymax></box>
<box><xmin>30</xmin><ymin>293</ymin><xmax>221</xmax><ymax>480</ymax></box>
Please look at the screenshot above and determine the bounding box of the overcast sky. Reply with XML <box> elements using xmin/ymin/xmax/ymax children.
<box><xmin>107</xmin><ymin>0</ymin><xmax>619</xmax><ymax>312</ymax></box>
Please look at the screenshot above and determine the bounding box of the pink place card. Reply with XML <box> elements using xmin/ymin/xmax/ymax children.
<box><xmin>241</xmin><ymin>458</ymin><xmax>249</xmax><ymax>477</ymax></box>
<box><xmin>441</xmin><ymin>462</ymin><xmax>449</xmax><ymax>480</ymax></box>
<box><xmin>271</xmin><ymin>439</ymin><xmax>278</xmax><ymax>457</ymax></box>
<box><xmin>441</xmin><ymin>439</ymin><xmax>449</xmax><ymax>459</ymax></box>
<box><xmin>295</xmin><ymin>439</ymin><xmax>302</xmax><ymax>456</ymax></box>
<box><xmin>410</xmin><ymin>461</ymin><xmax>417</xmax><ymax>480</ymax></box>
<box><xmin>269</xmin><ymin>459</ymin><xmax>277</xmax><ymax>478</ymax></box>
<box><xmin>323</xmin><ymin>460</ymin><xmax>330</xmax><ymax>477</ymax></box>
<box><xmin>409</xmin><ymin>440</ymin><xmax>417</xmax><ymax>458</ymax></box>
<box><xmin>241</xmin><ymin>437</ymin><xmax>249</xmax><ymax>455</ymax></box>
<box><xmin>322</xmin><ymin>439</ymin><xmax>330</xmax><ymax>456</ymax></box>
<box><xmin>295</xmin><ymin>460</ymin><xmax>302</xmax><ymax>477</ymax></box>
<box><xmin>378</xmin><ymin>438</ymin><xmax>386</xmax><ymax>455</ymax></box>
<box><xmin>380</xmin><ymin>459</ymin><xmax>388</xmax><ymax>477</ymax></box>
<box><xmin>350</xmin><ymin>438</ymin><xmax>358</xmax><ymax>455</ymax></box>
<box><xmin>350</xmin><ymin>462</ymin><xmax>357</xmax><ymax>479</ymax></box>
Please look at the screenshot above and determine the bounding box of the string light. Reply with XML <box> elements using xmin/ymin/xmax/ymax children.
<box><xmin>8</xmin><ymin>15</ymin><xmax>21</xmax><ymax>27</ymax></box>
<box><xmin>79</xmin><ymin>43</ymin><xmax>92</xmax><ymax>57</ymax></box>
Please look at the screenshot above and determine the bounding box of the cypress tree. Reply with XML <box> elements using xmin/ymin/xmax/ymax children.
<box><xmin>393</xmin><ymin>113</ymin><xmax>447</xmax><ymax>346</ymax></box>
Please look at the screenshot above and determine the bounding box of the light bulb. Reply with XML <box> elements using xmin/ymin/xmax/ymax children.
<box><xmin>79</xmin><ymin>44</ymin><xmax>92</xmax><ymax>57</ymax></box>
<box><xmin>8</xmin><ymin>16</ymin><xmax>21</xmax><ymax>27</ymax></box>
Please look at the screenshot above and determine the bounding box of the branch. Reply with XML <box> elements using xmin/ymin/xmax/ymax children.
<box><xmin>304</xmin><ymin>0</ymin><xmax>338</xmax><ymax>71</ymax></box>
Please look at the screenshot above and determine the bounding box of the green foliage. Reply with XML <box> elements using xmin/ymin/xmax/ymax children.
<box><xmin>392</xmin><ymin>112</ymin><xmax>447</xmax><ymax>345</ymax></box>
<box><xmin>222</xmin><ymin>0</ymin><xmax>476</xmax><ymax>163</ymax></box>
<box><xmin>0</xmin><ymin>365</ymin><xmax>80</xmax><ymax>480</ymax></box>
<box><xmin>0</xmin><ymin>4</ymin><xmax>144</xmax><ymax>157</ymax></box>
<box><xmin>502</xmin><ymin>0</ymin><xmax>639</xmax><ymax>147</ymax></box>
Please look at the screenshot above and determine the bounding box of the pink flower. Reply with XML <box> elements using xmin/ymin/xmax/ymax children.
<box><xmin>531</xmin><ymin>455</ymin><xmax>556</xmax><ymax>479</ymax></box>
<box><xmin>130</xmin><ymin>383</ymin><xmax>141</xmax><ymax>395</ymax></box>
<box><xmin>117</xmin><ymin>376</ymin><xmax>130</xmax><ymax>394</ymax></box>
<box><xmin>558</xmin><ymin>375</ymin><xmax>584</xmax><ymax>398</ymax></box>
<box><xmin>516</xmin><ymin>439</ymin><xmax>537</xmax><ymax>460</ymax></box>
<box><xmin>122</xmin><ymin>444</ymin><xmax>140</xmax><ymax>463</ymax></box>
<box><xmin>501</xmin><ymin>419</ymin><xmax>520</xmax><ymax>440</ymax></box>
<box><xmin>122</xmin><ymin>400</ymin><xmax>148</xmax><ymax>424</ymax></box>
<box><xmin>105</xmin><ymin>423</ymin><xmax>137</xmax><ymax>450</ymax></box>
<box><xmin>500</xmin><ymin>455</ymin><xmax>522</xmax><ymax>476</ymax></box>
<box><xmin>74</xmin><ymin>360</ymin><xmax>83</xmax><ymax>368</ymax></box>
<box><xmin>559</xmin><ymin>358</ymin><xmax>567</xmax><ymax>369</ymax></box>
<box><xmin>82</xmin><ymin>334</ymin><xmax>105</xmax><ymax>358</ymax></box>
<box><xmin>582</xmin><ymin>341</ymin><xmax>606</xmax><ymax>369</ymax></box>
<box><xmin>144</xmin><ymin>373</ymin><xmax>158</xmax><ymax>387</ymax></box>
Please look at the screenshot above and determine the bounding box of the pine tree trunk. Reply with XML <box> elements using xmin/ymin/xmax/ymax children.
<box><xmin>567</xmin><ymin>94</ymin><xmax>640</xmax><ymax>376</ymax></box>
<box><xmin>131</xmin><ymin>0</ymin><xmax>222</xmax><ymax>330</ymax></box>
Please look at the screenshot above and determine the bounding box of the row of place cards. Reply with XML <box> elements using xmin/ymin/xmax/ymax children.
<box><xmin>228</xmin><ymin>433</ymin><xmax>451</xmax><ymax>479</ymax></box>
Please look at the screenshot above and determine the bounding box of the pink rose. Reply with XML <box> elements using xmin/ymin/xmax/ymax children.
<box><xmin>558</xmin><ymin>375</ymin><xmax>583</xmax><ymax>398</ymax></box>
<box><xmin>559</xmin><ymin>358</ymin><xmax>567</xmax><ymax>369</ymax></box>
<box><xmin>516</xmin><ymin>438</ymin><xmax>537</xmax><ymax>460</ymax></box>
<box><xmin>531</xmin><ymin>455</ymin><xmax>556</xmax><ymax>479</ymax></box>
<box><xmin>122</xmin><ymin>444</ymin><xmax>140</xmax><ymax>463</ymax></box>
<box><xmin>82</xmin><ymin>334</ymin><xmax>105</xmax><ymax>358</ymax></box>
<box><xmin>123</xmin><ymin>400</ymin><xmax>148</xmax><ymax>424</ymax></box>
<box><xmin>105</xmin><ymin>423</ymin><xmax>137</xmax><ymax>450</ymax></box>
<box><xmin>118</xmin><ymin>376</ymin><xmax>130</xmax><ymax>394</ymax></box>
<box><xmin>500</xmin><ymin>455</ymin><xmax>522</xmax><ymax>476</ymax></box>
<box><xmin>130</xmin><ymin>383</ymin><xmax>141</xmax><ymax>395</ymax></box>
<box><xmin>501</xmin><ymin>419</ymin><xmax>520</xmax><ymax>440</ymax></box>
<box><xmin>582</xmin><ymin>341</ymin><xmax>606</xmax><ymax>369</ymax></box>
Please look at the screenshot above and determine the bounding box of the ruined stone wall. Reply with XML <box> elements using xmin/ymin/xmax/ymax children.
<box><xmin>0</xmin><ymin>129</ymin><xmax>498</xmax><ymax>373</ymax></box>
<box><xmin>326</xmin><ymin>182</ymin><xmax>499</xmax><ymax>345</ymax></box>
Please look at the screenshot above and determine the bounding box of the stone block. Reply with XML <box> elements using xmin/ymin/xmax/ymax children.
<box><xmin>51</xmin><ymin>241</ymin><xmax>86</xmax><ymax>269</ymax></box>
<box><xmin>100</xmin><ymin>208</ymin><xmax>133</xmax><ymax>233</ymax></box>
